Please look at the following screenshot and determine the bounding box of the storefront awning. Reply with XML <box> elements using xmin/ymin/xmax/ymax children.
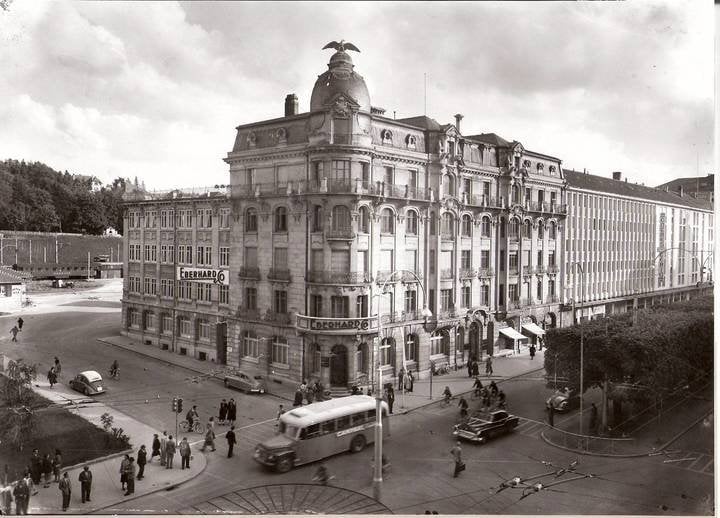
<box><xmin>499</xmin><ymin>327</ymin><xmax>528</xmax><ymax>341</ymax></box>
<box><xmin>522</xmin><ymin>323</ymin><xmax>546</xmax><ymax>337</ymax></box>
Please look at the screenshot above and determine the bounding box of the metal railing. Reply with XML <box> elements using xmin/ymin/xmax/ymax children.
<box><xmin>264</xmin><ymin>310</ymin><xmax>292</xmax><ymax>325</ymax></box>
<box><xmin>376</xmin><ymin>270</ymin><xmax>398</xmax><ymax>283</ymax></box>
<box><xmin>440</xmin><ymin>232</ymin><xmax>455</xmax><ymax>241</ymax></box>
<box><xmin>123</xmin><ymin>185</ymin><xmax>230</xmax><ymax>201</ymax></box>
<box><xmin>477</xmin><ymin>267</ymin><xmax>494</xmax><ymax>278</ymax></box>
<box><xmin>535</xmin><ymin>266</ymin><xmax>546</xmax><ymax>274</ymax></box>
<box><xmin>547</xmin><ymin>265</ymin><xmax>559</xmax><ymax>274</ymax></box>
<box><xmin>468</xmin><ymin>195</ymin><xmax>501</xmax><ymax>208</ymax></box>
<box><xmin>522</xmin><ymin>265</ymin><xmax>534</xmax><ymax>276</ymax></box>
<box><xmin>267</xmin><ymin>268</ymin><xmax>291</xmax><ymax>281</ymax></box>
<box><xmin>238</xmin><ymin>266</ymin><xmax>261</xmax><ymax>279</ymax></box>
<box><xmin>401</xmin><ymin>270</ymin><xmax>423</xmax><ymax>282</ymax></box>
<box><xmin>236</xmin><ymin>307</ymin><xmax>261</xmax><ymax>320</ymax></box>
<box><xmin>326</xmin><ymin>227</ymin><xmax>356</xmax><ymax>240</ymax></box>
<box><xmin>541</xmin><ymin>426</ymin><xmax>637</xmax><ymax>455</ymax></box>
<box><xmin>460</xmin><ymin>268</ymin><xmax>475</xmax><ymax>279</ymax></box>
<box><xmin>440</xmin><ymin>269</ymin><xmax>454</xmax><ymax>280</ymax></box>
<box><xmin>230</xmin><ymin>180</ymin><xmax>433</xmax><ymax>201</ymax></box>
<box><xmin>306</xmin><ymin>270</ymin><xmax>371</xmax><ymax>284</ymax></box>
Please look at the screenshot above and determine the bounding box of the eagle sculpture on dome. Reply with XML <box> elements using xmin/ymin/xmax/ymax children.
<box><xmin>322</xmin><ymin>40</ymin><xmax>360</xmax><ymax>53</ymax></box>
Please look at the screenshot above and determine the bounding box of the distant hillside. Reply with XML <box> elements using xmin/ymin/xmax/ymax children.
<box><xmin>0</xmin><ymin>159</ymin><xmax>128</xmax><ymax>234</ymax></box>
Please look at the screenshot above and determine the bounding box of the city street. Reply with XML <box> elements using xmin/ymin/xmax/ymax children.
<box><xmin>0</xmin><ymin>292</ymin><xmax>713</xmax><ymax>515</ymax></box>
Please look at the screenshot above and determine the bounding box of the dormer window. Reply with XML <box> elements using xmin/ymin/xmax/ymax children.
<box><xmin>536</xmin><ymin>163</ymin><xmax>544</xmax><ymax>173</ymax></box>
<box><xmin>548</xmin><ymin>165</ymin><xmax>557</xmax><ymax>174</ymax></box>
<box><xmin>406</xmin><ymin>135</ymin><xmax>417</xmax><ymax>150</ymax></box>
<box><xmin>381</xmin><ymin>130</ymin><xmax>393</xmax><ymax>145</ymax></box>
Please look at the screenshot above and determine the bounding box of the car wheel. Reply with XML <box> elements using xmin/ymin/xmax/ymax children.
<box><xmin>275</xmin><ymin>456</ymin><xmax>293</xmax><ymax>473</ymax></box>
<box><xmin>84</xmin><ymin>387</ymin><xmax>90</xmax><ymax>396</ymax></box>
<box><xmin>349</xmin><ymin>434</ymin><xmax>366</xmax><ymax>453</ymax></box>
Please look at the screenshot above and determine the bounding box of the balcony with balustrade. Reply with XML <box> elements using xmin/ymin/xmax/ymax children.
<box><xmin>477</xmin><ymin>267</ymin><xmax>494</xmax><ymax>278</ymax></box>
<box><xmin>440</xmin><ymin>268</ymin><xmax>454</xmax><ymax>280</ymax></box>
<box><xmin>267</xmin><ymin>268</ymin><xmax>291</xmax><ymax>282</ymax></box>
<box><xmin>460</xmin><ymin>267</ymin><xmax>475</xmax><ymax>279</ymax></box>
<box><xmin>534</xmin><ymin>266</ymin><xmax>546</xmax><ymax>275</ymax></box>
<box><xmin>264</xmin><ymin>309</ymin><xmax>292</xmax><ymax>325</ymax></box>
<box><xmin>238</xmin><ymin>266</ymin><xmax>261</xmax><ymax>280</ymax></box>
<box><xmin>400</xmin><ymin>270</ymin><xmax>423</xmax><ymax>283</ymax></box>
<box><xmin>237</xmin><ymin>307</ymin><xmax>261</xmax><ymax>321</ymax></box>
<box><xmin>306</xmin><ymin>270</ymin><xmax>371</xmax><ymax>285</ymax></box>
<box><xmin>547</xmin><ymin>264</ymin><xmax>559</xmax><ymax>275</ymax></box>
<box><xmin>325</xmin><ymin>227</ymin><xmax>356</xmax><ymax>241</ymax></box>
<box><xmin>522</xmin><ymin>265</ymin><xmax>534</xmax><ymax>278</ymax></box>
<box><xmin>231</xmin><ymin>179</ymin><xmax>433</xmax><ymax>201</ymax></box>
<box><xmin>468</xmin><ymin>195</ymin><xmax>502</xmax><ymax>209</ymax></box>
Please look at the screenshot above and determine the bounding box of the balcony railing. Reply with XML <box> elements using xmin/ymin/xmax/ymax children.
<box><xmin>238</xmin><ymin>266</ymin><xmax>261</xmax><ymax>279</ymax></box>
<box><xmin>535</xmin><ymin>266</ymin><xmax>546</xmax><ymax>275</ymax></box>
<box><xmin>306</xmin><ymin>270</ymin><xmax>371</xmax><ymax>284</ymax></box>
<box><xmin>440</xmin><ymin>269</ymin><xmax>454</xmax><ymax>280</ymax></box>
<box><xmin>440</xmin><ymin>232</ymin><xmax>455</xmax><ymax>241</ymax></box>
<box><xmin>468</xmin><ymin>195</ymin><xmax>501</xmax><ymax>208</ymax></box>
<box><xmin>380</xmin><ymin>312</ymin><xmax>399</xmax><ymax>324</ymax></box>
<box><xmin>477</xmin><ymin>267</ymin><xmax>494</xmax><ymax>278</ymax></box>
<box><xmin>547</xmin><ymin>294</ymin><xmax>560</xmax><ymax>303</ymax></box>
<box><xmin>326</xmin><ymin>227</ymin><xmax>356</xmax><ymax>240</ymax></box>
<box><xmin>438</xmin><ymin>308</ymin><xmax>459</xmax><ymax>320</ymax></box>
<box><xmin>376</xmin><ymin>270</ymin><xmax>398</xmax><ymax>283</ymax></box>
<box><xmin>522</xmin><ymin>265</ymin><xmax>534</xmax><ymax>276</ymax></box>
<box><xmin>264</xmin><ymin>310</ymin><xmax>292</xmax><ymax>325</ymax></box>
<box><xmin>547</xmin><ymin>264</ymin><xmax>559</xmax><ymax>274</ymax></box>
<box><xmin>401</xmin><ymin>270</ymin><xmax>423</xmax><ymax>282</ymax></box>
<box><xmin>520</xmin><ymin>297</ymin><xmax>535</xmax><ymax>307</ymax></box>
<box><xmin>506</xmin><ymin>300</ymin><xmax>521</xmax><ymax>310</ymax></box>
<box><xmin>460</xmin><ymin>268</ymin><xmax>476</xmax><ymax>279</ymax></box>
<box><xmin>231</xmin><ymin>180</ymin><xmax>433</xmax><ymax>201</ymax></box>
<box><xmin>509</xmin><ymin>267</ymin><xmax>519</xmax><ymax>276</ymax></box>
<box><xmin>236</xmin><ymin>307</ymin><xmax>261</xmax><ymax>320</ymax></box>
<box><xmin>267</xmin><ymin>268</ymin><xmax>291</xmax><ymax>281</ymax></box>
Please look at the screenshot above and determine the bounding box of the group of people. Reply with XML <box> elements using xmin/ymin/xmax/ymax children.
<box><xmin>293</xmin><ymin>379</ymin><xmax>326</xmax><ymax>407</ymax></box>
<box><xmin>46</xmin><ymin>357</ymin><xmax>62</xmax><ymax>388</ymax></box>
<box><xmin>9</xmin><ymin>317</ymin><xmax>24</xmax><ymax>342</ymax></box>
<box><xmin>217</xmin><ymin>398</ymin><xmax>238</xmax><ymax>426</ymax></box>
<box><xmin>471</xmin><ymin>378</ymin><xmax>506</xmax><ymax>410</ymax></box>
<box><xmin>466</xmin><ymin>356</ymin><xmax>495</xmax><ymax>378</ymax></box>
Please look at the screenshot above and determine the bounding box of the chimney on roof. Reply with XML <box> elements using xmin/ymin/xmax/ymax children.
<box><xmin>612</xmin><ymin>171</ymin><xmax>622</xmax><ymax>181</ymax></box>
<box><xmin>583</xmin><ymin>168</ymin><xmax>587</xmax><ymax>175</ymax></box>
<box><xmin>454</xmin><ymin>113</ymin><xmax>464</xmax><ymax>134</ymax></box>
<box><xmin>678</xmin><ymin>185</ymin><xmax>684</xmax><ymax>197</ymax></box>
<box><xmin>284</xmin><ymin>94</ymin><xmax>298</xmax><ymax>117</ymax></box>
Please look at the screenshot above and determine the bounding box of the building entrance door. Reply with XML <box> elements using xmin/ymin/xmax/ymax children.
<box><xmin>330</xmin><ymin>344</ymin><xmax>348</xmax><ymax>386</ymax></box>
<box><xmin>216</xmin><ymin>322</ymin><xmax>227</xmax><ymax>365</ymax></box>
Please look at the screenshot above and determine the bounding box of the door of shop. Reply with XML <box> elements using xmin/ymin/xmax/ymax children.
<box><xmin>330</xmin><ymin>344</ymin><xmax>348</xmax><ymax>386</ymax></box>
<box><xmin>216</xmin><ymin>322</ymin><xmax>227</xmax><ymax>365</ymax></box>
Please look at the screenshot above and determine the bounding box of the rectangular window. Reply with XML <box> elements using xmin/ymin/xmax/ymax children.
<box><xmin>405</xmin><ymin>249</ymin><xmax>418</xmax><ymax>273</ymax></box>
<box><xmin>461</xmin><ymin>250</ymin><xmax>472</xmax><ymax>269</ymax></box>
<box><xmin>205</xmin><ymin>246</ymin><xmax>212</xmax><ymax>266</ymax></box>
<box><xmin>245</xmin><ymin>247</ymin><xmax>258</xmax><ymax>267</ymax></box>
<box><xmin>179</xmin><ymin>317</ymin><xmax>192</xmax><ymax>337</ymax></box>
<box><xmin>219</xmin><ymin>285</ymin><xmax>229</xmax><ymax>305</ymax></box>
<box><xmin>428</xmin><ymin>289</ymin><xmax>435</xmax><ymax>314</ymax></box>
<box><xmin>500</xmin><ymin>250</ymin><xmax>505</xmax><ymax>272</ymax></box>
<box><xmin>548</xmin><ymin>251</ymin><xmax>556</xmax><ymax>266</ymax></box>
<box><xmin>198</xmin><ymin>320</ymin><xmax>211</xmax><ymax>341</ymax></box>
<box><xmin>480</xmin><ymin>284</ymin><xmax>489</xmax><ymax>306</ymax></box>
<box><xmin>313</xmin><ymin>205</ymin><xmax>323</xmax><ymax>232</ymax></box>
<box><xmin>274</xmin><ymin>290</ymin><xmax>288</xmax><ymax>314</ymax></box>
<box><xmin>536</xmin><ymin>280</ymin><xmax>543</xmax><ymax>301</ymax></box>
<box><xmin>245</xmin><ymin>287</ymin><xmax>257</xmax><ymax>309</ymax></box>
<box><xmin>162</xmin><ymin>314</ymin><xmax>173</xmax><ymax>335</ymax></box>
<box><xmin>463</xmin><ymin>178</ymin><xmax>471</xmax><ymax>195</ymax></box>
<box><xmin>483</xmin><ymin>181</ymin><xmax>490</xmax><ymax>200</ymax></box>
<box><xmin>509</xmin><ymin>252</ymin><xmax>518</xmax><ymax>273</ymax></box>
<box><xmin>332</xmin><ymin>160</ymin><xmax>350</xmax><ymax>181</ymax></box>
<box><xmin>161</xmin><ymin>244</ymin><xmax>168</xmax><ymax>263</ymax></box>
<box><xmin>219</xmin><ymin>247</ymin><xmax>230</xmax><ymax>267</ymax></box>
<box><xmin>480</xmin><ymin>250</ymin><xmax>490</xmax><ymax>269</ymax></box>
<box><xmin>384</xmin><ymin>166</ymin><xmax>393</xmax><ymax>185</ymax></box>
<box><xmin>537</xmin><ymin>251</ymin><xmax>543</xmax><ymax>266</ymax></box>
<box><xmin>405</xmin><ymin>290</ymin><xmax>417</xmax><ymax>313</ymax></box>
<box><xmin>219</xmin><ymin>208</ymin><xmax>230</xmax><ymax>229</ymax></box>
<box><xmin>243</xmin><ymin>333</ymin><xmax>259</xmax><ymax>358</ymax></box>
<box><xmin>197</xmin><ymin>283</ymin><xmax>212</xmax><ymax>302</ymax></box>
<box><xmin>273</xmin><ymin>247</ymin><xmax>288</xmax><ymax>269</ymax></box>
<box><xmin>429</xmin><ymin>249</ymin><xmax>436</xmax><ymax>274</ymax></box>
<box><xmin>129</xmin><ymin>309</ymin><xmax>140</xmax><ymax>328</ymax></box>
<box><xmin>508</xmin><ymin>283</ymin><xmax>518</xmax><ymax>302</ymax></box>
<box><xmin>331</xmin><ymin>296</ymin><xmax>349</xmax><ymax>318</ymax></box>
<box><xmin>310</xmin><ymin>295</ymin><xmax>323</xmax><ymax>317</ymax></box>
<box><xmin>272</xmin><ymin>338</ymin><xmax>289</xmax><ymax>365</ymax></box>
<box><xmin>178</xmin><ymin>281</ymin><xmax>191</xmax><ymax>300</ymax></box>
<box><xmin>548</xmin><ymin>279</ymin><xmax>556</xmax><ymax>296</ymax></box>
<box><xmin>356</xmin><ymin>295</ymin><xmax>368</xmax><ymax>317</ymax></box>
<box><xmin>462</xmin><ymin>286</ymin><xmax>471</xmax><ymax>308</ymax></box>
<box><xmin>440</xmin><ymin>289</ymin><xmax>453</xmax><ymax>311</ymax></box>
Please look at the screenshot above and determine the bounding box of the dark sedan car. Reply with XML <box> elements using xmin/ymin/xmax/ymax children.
<box><xmin>453</xmin><ymin>410</ymin><xmax>520</xmax><ymax>444</ymax></box>
<box><xmin>69</xmin><ymin>370</ymin><xmax>105</xmax><ymax>396</ymax></box>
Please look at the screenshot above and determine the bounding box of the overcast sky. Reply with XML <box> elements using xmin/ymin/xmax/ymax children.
<box><xmin>0</xmin><ymin>1</ymin><xmax>713</xmax><ymax>190</ymax></box>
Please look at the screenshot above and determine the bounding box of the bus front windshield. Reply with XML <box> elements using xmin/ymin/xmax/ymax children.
<box><xmin>278</xmin><ymin>422</ymin><xmax>300</xmax><ymax>440</ymax></box>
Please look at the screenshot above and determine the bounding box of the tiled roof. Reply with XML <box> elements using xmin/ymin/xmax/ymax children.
<box><xmin>466</xmin><ymin>133</ymin><xmax>511</xmax><ymax>147</ymax></box>
<box><xmin>564</xmin><ymin>169</ymin><xmax>713</xmax><ymax>211</ymax></box>
<box><xmin>655</xmin><ymin>175</ymin><xmax>714</xmax><ymax>193</ymax></box>
<box><xmin>0</xmin><ymin>267</ymin><xmax>26</xmax><ymax>284</ymax></box>
<box><xmin>394</xmin><ymin>115</ymin><xmax>443</xmax><ymax>131</ymax></box>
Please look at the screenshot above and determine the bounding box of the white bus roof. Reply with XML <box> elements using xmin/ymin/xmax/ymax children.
<box><xmin>281</xmin><ymin>395</ymin><xmax>388</xmax><ymax>426</ymax></box>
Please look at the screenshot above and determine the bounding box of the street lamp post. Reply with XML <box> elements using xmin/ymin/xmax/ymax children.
<box><xmin>372</xmin><ymin>269</ymin><xmax>431</xmax><ymax>502</ymax></box>
<box><xmin>570</xmin><ymin>262</ymin><xmax>585</xmax><ymax>437</ymax></box>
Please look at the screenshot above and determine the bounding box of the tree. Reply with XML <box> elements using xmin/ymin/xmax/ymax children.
<box><xmin>0</xmin><ymin>359</ymin><xmax>38</xmax><ymax>451</ymax></box>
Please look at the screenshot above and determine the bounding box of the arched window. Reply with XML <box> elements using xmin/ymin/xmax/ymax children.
<box><xmin>441</xmin><ymin>213</ymin><xmax>454</xmax><ymax>237</ymax></box>
<box><xmin>274</xmin><ymin>206</ymin><xmax>287</xmax><ymax>232</ymax></box>
<box><xmin>508</xmin><ymin>218</ymin><xmax>520</xmax><ymax>240</ymax></box>
<box><xmin>312</xmin><ymin>343</ymin><xmax>321</xmax><ymax>373</ymax></box>
<box><xmin>406</xmin><ymin>135</ymin><xmax>417</xmax><ymax>150</ymax></box>
<box><xmin>380</xmin><ymin>337</ymin><xmax>394</xmax><ymax>367</ymax></box>
<box><xmin>523</xmin><ymin>220</ymin><xmax>533</xmax><ymax>239</ymax></box>
<box><xmin>246</xmin><ymin>208</ymin><xmax>258</xmax><ymax>232</ymax></box>
<box><xmin>358</xmin><ymin>206</ymin><xmax>370</xmax><ymax>233</ymax></box>
<box><xmin>481</xmin><ymin>216</ymin><xmax>491</xmax><ymax>237</ymax></box>
<box><xmin>538</xmin><ymin>221</ymin><xmax>545</xmax><ymax>239</ymax></box>
<box><xmin>461</xmin><ymin>215</ymin><xmax>472</xmax><ymax>237</ymax></box>
<box><xmin>356</xmin><ymin>343</ymin><xmax>368</xmax><ymax>374</ymax></box>
<box><xmin>382</xmin><ymin>130</ymin><xmax>393</xmax><ymax>145</ymax></box>
<box><xmin>405</xmin><ymin>333</ymin><xmax>418</xmax><ymax>362</ymax></box>
<box><xmin>381</xmin><ymin>208</ymin><xmax>395</xmax><ymax>234</ymax></box>
<box><xmin>549</xmin><ymin>221</ymin><xmax>557</xmax><ymax>240</ymax></box>
<box><xmin>406</xmin><ymin>210</ymin><xmax>418</xmax><ymax>235</ymax></box>
<box><xmin>331</xmin><ymin>205</ymin><xmax>351</xmax><ymax>231</ymax></box>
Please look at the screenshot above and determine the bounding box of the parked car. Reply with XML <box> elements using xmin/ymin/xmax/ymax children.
<box><xmin>69</xmin><ymin>370</ymin><xmax>105</xmax><ymax>396</ymax></box>
<box><xmin>453</xmin><ymin>410</ymin><xmax>520</xmax><ymax>444</ymax></box>
<box><xmin>546</xmin><ymin>388</ymin><xmax>580</xmax><ymax>412</ymax></box>
<box><xmin>223</xmin><ymin>369</ymin><xmax>266</xmax><ymax>394</ymax></box>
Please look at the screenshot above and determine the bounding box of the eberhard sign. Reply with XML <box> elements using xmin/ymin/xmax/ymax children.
<box><xmin>309</xmin><ymin>318</ymin><xmax>371</xmax><ymax>332</ymax></box>
<box><xmin>176</xmin><ymin>267</ymin><xmax>229</xmax><ymax>285</ymax></box>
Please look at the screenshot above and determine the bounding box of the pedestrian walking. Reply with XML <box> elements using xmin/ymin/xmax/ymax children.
<box><xmin>124</xmin><ymin>457</ymin><xmax>136</xmax><ymax>496</ymax></box>
<box><xmin>590</xmin><ymin>403</ymin><xmax>599</xmax><ymax>434</ymax></box>
<box><xmin>472</xmin><ymin>360</ymin><xmax>479</xmax><ymax>377</ymax></box>
<box><xmin>293</xmin><ymin>388</ymin><xmax>304</xmax><ymax>407</ymax></box>
<box><xmin>219</xmin><ymin>399</ymin><xmax>228</xmax><ymax>425</ymax></box>
<box><xmin>24</xmin><ymin>471</ymin><xmax>36</xmax><ymax>497</ymax></box>
<box><xmin>458</xmin><ymin>396</ymin><xmax>469</xmax><ymax>418</ymax></box>
<box><xmin>201</xmin><ymin>426</ymin><xmax>216</xmax><ymax>452</ymax></box>
<box><xmin>137</xmin><ymin>445</ymin><xmax>147</xmax><ymax>480</ymax></box>
<box><xmin>13</xmin><ymin>476</ymin><xmax>29</xmax><ymax>515</ymax></box>
<box><xmin>489</xmin><ymin>380</ymin><xmax>498</xmax><ymax>397</ymax></box>
<box><xmin>312</xmin><ymin>463</ymin><xmax>331</xmax><ymax>486</ymax></box>
<box><xmin>406</xmin><ymin>370</ymin><xmax>414</xmax><ymax>392</ymax></box>
<box><xmin>442</xmin><ymin>386</ymin><xmax>453</xmax><ymax>406</ymax></box>
<box><xmin>78</xmin><ymin>466</ymin><xmax>92</xmax><ymax>503</ymax></box>
<box><xmin>54</xmin><ymin>356</ymin><xmax>61</xmax><ymax>377</ymax></box>
<box><xmin>165</xmin><ymin>435</ymin><xmax>176</xmax><ymax>469</ymax></box>
<box><xmin>226</xmin><ymin>399</ymin><xmax>237</xmax><ymax>427</ymax></box>
<box><xmin>179</xmin><ymin>437</ymin><xmax>191</xmax><ymax>469</ymax></box>
<box><xmin>53</xmin><ymin>449</ymin><xmax>62</xmax><ymax>483</ymax></box>
<box><xmin>119</xmin><ymin>455</ymin><xmax>130</xmax><ymax>492</ymax></box>
<box><xmin>59</xmin><ymin>472</ymin><xmax>72</xmax><ymax>511</ymax></box>
<box><xmin>450</xmin><ymin>441</ymin><xmax>464</xmax><ymax>478</ymax></box>
<box><xmin>276</xmin><ymin>404</ymin><xmax>285</xmax><ymax>426</ymax></box>
<box><xmin>226</xmin><ymin>426</ymin><xmax>237</xmax><ymax>458</ymax></box>
<box><xmin>151</xmin><ymin>434</ymin><xmax>161</xmax><ymax>463</ymax></box>
<box><xmin>29</xmin><ymin>449</ymin><xmax>42</xmax><ymax>486</ymax></box>
<box><xmin>547</xmin><ymin>404</ymin><xmax>555</xmax><ymax>427</ymax></box>
<box><xmin>485</xmin><ymin>356</ymin><xmax>493</xmax><ymax>376</ymax></box>
<box><xmin>467</xmin><ymin>359</ymin><xmax>473</xmax><ymax>378</ymax></box>
<box><xmin>529</xmin><ymin>344</ymin><xmax>536</xmax><ymax>360</ymax></box>
<box><xmin>398</xmin><ymin>367</ymin><xmax>405</xmax><ymax>390</ymax></box>
<box><xmin>306</xmin><ymin>385</ymin><xmax>315</xmax><ymax>404</ymax></box>
<box><xmin>42</xmin><ymin>453</ymin><xmax>53</xmax><ymax>488</ymax></box>
<box><xmin>17</xmin><ymin>317</ymin><xmax>24</xmax><ymax>330</ymax></box>
<box><xmin>386</xmin><ymin>386</ymin><xmax>395</xmax><ymax>414</ymax></box>
<box><xmin>10</xmin><ymin>326</ymin><xmax>19</xmax><ymax>342</ymax></box>
<box><xmin>159</xmin><ymin>431</ymin><xmax>168</xmax><ymax>466</ymax></box>
<box><xmin>47</xmin><ymin>366</ymin><xmax>57</xmax><ymax>388</ymax></box>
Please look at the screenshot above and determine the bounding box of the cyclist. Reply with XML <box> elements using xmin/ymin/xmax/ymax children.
<box><xmin>442</xmin><ymin>386</ymin><xmax>452</xmax><ymax>405</ymax></box>
<box><xmin>489</xmin><ymin>380</ymin><xmax>498</xmax><ymax>398</ymax></box>
<box><xmin>458</xmin><ymin>396</ymin><xmax>469</xmax><ymax>418</ymax></box>
<box><xmin>109</xmin><ymin>360</ymin><xmax>119</xmax><ymax>379</ymax></box>
<box><xmin>497</xmin><ymin>390</ymin><xmax>507</xmax><ymax>410</ymax></box>
<box><xmin>186</xmin><ymin>405</ymin><xmax>199</xmax><ymax>431</ymax></box>
<box><xmin>313</xmin><ymin>463</ymin><xmax>331</xmax><ymax>486</ymax></box>
<box><xmin>472</xmin><ymin>377</ymin><xmax>483</xmax><ymax>399</ymax></box>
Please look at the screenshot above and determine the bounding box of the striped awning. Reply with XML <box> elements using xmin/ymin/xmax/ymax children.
<box><xmin>499</xmin><ymin>327</ymin><xmax>528</xmax><ymax>341</ymax></box>
<box><xmin>522</xmin><ymin>323</ymin><xmax>546</xmax><ymax>336</ymax></box>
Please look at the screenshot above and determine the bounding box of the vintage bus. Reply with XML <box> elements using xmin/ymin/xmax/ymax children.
<box><xmin>253</xmin><ymin>395</ymin><xmax>389</xmax><ymax>473</ymax></box>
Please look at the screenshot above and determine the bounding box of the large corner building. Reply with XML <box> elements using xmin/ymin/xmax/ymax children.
<box><xmin>121</xmin><ymin>43</ymin><xmax>712</xmax><ymax>391</ymax></box>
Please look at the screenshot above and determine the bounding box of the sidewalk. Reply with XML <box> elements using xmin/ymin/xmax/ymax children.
<box><xmin>97</xmin><ymin>334</ymin><xmax>546</xmax><ymax>415</ymax></box>
<box><xmin>15</xmin><ymin>376</ymin><xmax>206</xmax><ymax>514</ymax></box>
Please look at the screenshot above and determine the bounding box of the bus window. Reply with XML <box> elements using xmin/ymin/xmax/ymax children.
<box><xmin>367</xmin><ymin>408</ymin><xmax>376</xmax><ymax>420</ymax></box>
<box><xmin>282</xmin><ymin>424</ymin><xmax>300</xmax><ymax>440</ymax></box>
<box><xmin>351</xmin><ymin>412</ymin><xmax>367</xmax><ymax>426</ymax></box>
<box><xmin>303</xmin><ymin>424</ymin><xmax>321</xmax><ymax>440</ymax></box>
<box><xmin>337</xmin><ymin>416</ymin><xmax>350</xmax><ymax>431</ymax></box>
<box><xmin>321</xmin><ymin>420</ymin><xmax>336</xmax><ymax>435</ymax></box>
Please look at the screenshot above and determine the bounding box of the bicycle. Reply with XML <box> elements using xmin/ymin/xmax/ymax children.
<box><xmin>179</xmin><ymin>420</ymin><xmax>205</xmax><ymax>434</ymax></box>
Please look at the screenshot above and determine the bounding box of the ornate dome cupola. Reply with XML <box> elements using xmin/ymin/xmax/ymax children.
<box><xmin>310</xmin><ymin>40</ymin><xmax>371</xmax><ymax>113</ymax></box>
